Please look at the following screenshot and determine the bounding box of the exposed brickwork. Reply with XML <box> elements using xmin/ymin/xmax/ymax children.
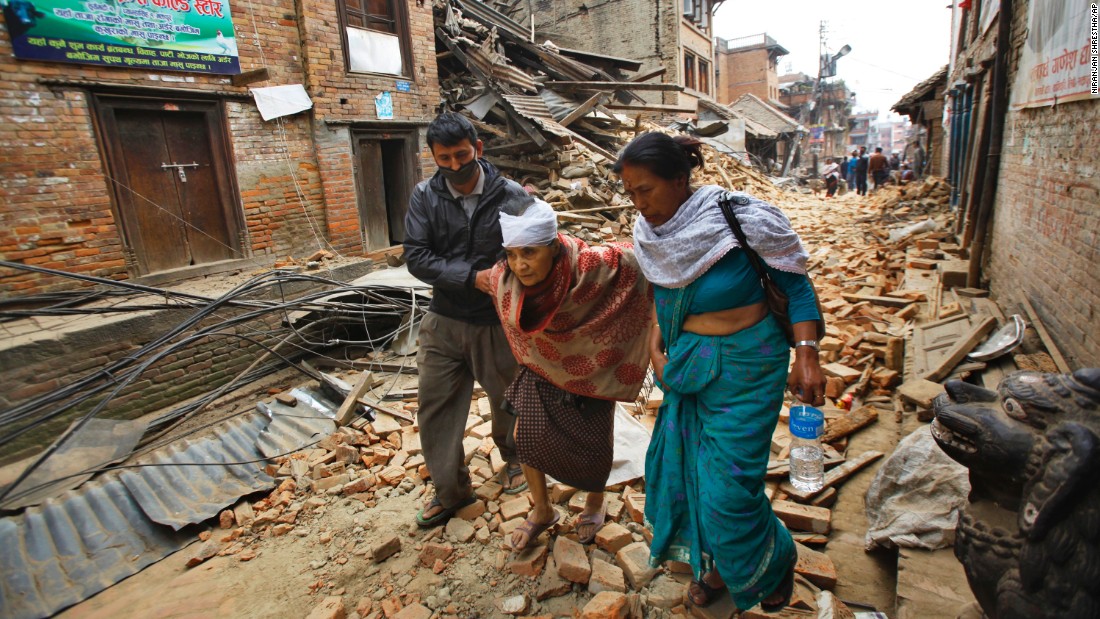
<box><xmin>0</xmin><ymin>0</ymin><xmax>437</xmax><ymax>295</ymax></box>
<box><xmin>716</xmin><ymin>47</ymin><xmax>773</xmax><ymax>104</ymax></box>
<box><xmin>948</xmin><ymin>0</ymin><xmax>1100</xmax><ymax>368</ymax></box>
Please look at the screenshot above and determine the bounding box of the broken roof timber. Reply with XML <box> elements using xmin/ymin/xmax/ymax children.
<box><xmin>435</xmin><ymin>28</ymin><xmax>550</xmax><ymax>148</ymax></box>
<box><xmin>546</xmin><ymin>81</ymin><xmax>684</xmax><ymax>92</ymax></box>
<box><xmin>606</xmin><ymin>102</ymin><xmax>699</xmax><ymax>114</ymax></box>
<box><xmin>556</xmin><ymin>46</ymin><xmax>644</xmax><ymax>72</ymax></box>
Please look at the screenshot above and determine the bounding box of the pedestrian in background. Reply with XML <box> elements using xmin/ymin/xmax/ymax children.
<box><xmin>855</xmin><ymin>146</ymin><xmax>869</xmax><ymax>196</ymax></box>
<box><xmin>822</xmin><ymin>158</ymin><xmax>840</xmax><ymax>198</ymax></box>
<box><xmin>404</xmin><ymin>112</ymin><xmax>531</xmax><ymax>527</ymax></box>
<box><xmin>847</xmin><ymin>150</ymin><xmax>858</xmax><ymax>190</ymax></box>
<box><xmin>868</xmin><ymin>147</ymin><xmax>890</xmax><ymax>191</ymax></box>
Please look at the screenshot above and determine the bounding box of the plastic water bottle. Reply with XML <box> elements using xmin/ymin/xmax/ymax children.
<box><xmin>789</xmin><ymin>405</ymin><xmax>825</xmax><ymax>493</ymax></box>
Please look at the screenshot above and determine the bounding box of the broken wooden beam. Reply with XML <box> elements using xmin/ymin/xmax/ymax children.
<box><xmin>559</xmin><ymin>92</ymin><xmax>608</xmax><ymax>127</ymax></box>
<box><xmin>605</xmin><ymin>103</ymin><xmax>698</xmax><ymax>114</ymax></box>
<box><xmin>336</xmin><ymin>372</ymin><xmax>374</xmax><ymax>426</ymax></box>
<box><xmin>820</xmin><ymin>406</ymin><xmax>879</xmax><ymax>444</ymax></box>
<box><xmin>483</xmin><ymin>156</ymin><xmax>550</xmax><ymax>174</ymax></box>
<box><xmin>840</xmin><ymin>293</ymin><xmax>916</xmax><ymax>309</ymax></box>
<box><xmin>923</xmin><ymin>316</ymin><xmax>997</xmax><ymax>382</ymax></box>
<box><xmin>1019</xmin><ymin>298</ymin><xmax>1072</xmax><ymax>373</ymax></box>
<box><xmin>629</xmin><ymin>66</ymin><xmax>667</xmax><ymax>82</ymax></box>
<box><xmin>780</xmin><ymin>450</ymin><xmax>885</xmax><ymax>502</ymax></box>
<box><xmin>545</xmin><ymin>81</ymin><xmax>684</xmax><ymax>91</ymax></box>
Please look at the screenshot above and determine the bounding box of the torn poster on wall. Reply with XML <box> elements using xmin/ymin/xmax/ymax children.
<box><xmin>3</xmin><ymin>0</ymin><xmax>242</xmax><ymax>75</ymax></box>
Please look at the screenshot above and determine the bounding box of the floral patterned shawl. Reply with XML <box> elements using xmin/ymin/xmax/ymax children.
<box><xmin>490</xmin><ymin>233</ymin><xmax>654</xmax><ymax>401</ymax></box>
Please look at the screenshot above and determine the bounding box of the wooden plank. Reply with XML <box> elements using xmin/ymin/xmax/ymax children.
<box><xmin>483</xmin><ymin>156</ymin><xmax>550</xmax><ymax>174</ymax></box>
<box><xmin>1019</xmin><ymin>297</ymin><xmax>1072</xmax><ymax>373</ymax></box>
<box><xmin>358</xmin><ymin>398</ymin><xmax>415</xmax><ymax>423</ymax></box>
<box><xmin>336</xmin><ymin>372</ymin><xmax>374</xmax><ymax>426</ymax></box>
<box><xmin>545</xmin><ymin>81</ymin><xmax>684</xmax><ymax>91</ymax></box>
<box><xmin>923</xmin><ymin>316</ymin><xmax>997</xmax><ymax>382</ymax></box>
<box><xmin>820</xmin><ymin>406</ymin><xmax>879</xmax><ymax>444</ymax></box>
<box><xmin>629</xmin><ymin>66</ymin><xmax>667</xmax><ymax>82</ymax></box>
<box><xmin>559</xmin><ymin>92</ymin><xmax>607</xmax><ymax>127</ymax></box>
<box><xmin>840</xmin><ymin>293</ymin><xmax>915</xmax><ymax>309</ymax></box>
<box><xmin>606</xmin><ymin>103</ymin><xmax>698</xmax><ymax>113</ymax></box>
<box><xmin>772</xmin><ymin>499</ymin><xmax>831</xmax><ymax>534</ymax></box>
<box><xmin>780</xmin><ymin>450</ymin><xmax>885</xmax><ymax>502</ymax></box>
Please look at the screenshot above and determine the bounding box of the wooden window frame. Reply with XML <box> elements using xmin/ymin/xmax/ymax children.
<box><xmin>698</xmin><ymin>58</ymin><xmax>710</xmax><ymax>95</ymax></box>
<box><xmin>336</xmin><ymin>0</ymin><xmax>415</xmax><ymax>78</ymax></box>
<box><xmin>684</xmin><ymin>52</ymin><xmax>696</xmax><ymax>91</ymax></box>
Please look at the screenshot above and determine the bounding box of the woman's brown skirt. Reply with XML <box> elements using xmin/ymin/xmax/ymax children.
<box><xmin>504</xmin><ymin>366</ymin><xmax>615</xmax><ymax>492</ymax></box>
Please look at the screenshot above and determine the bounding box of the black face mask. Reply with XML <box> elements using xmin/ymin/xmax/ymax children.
<box><xmin>440</xmin><ymin>158</ymin><xmax>480</xmax><ymax>186</ymax></box>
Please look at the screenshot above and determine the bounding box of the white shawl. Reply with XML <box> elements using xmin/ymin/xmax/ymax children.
<box><xmin>632</xmin><ymin>185</ymin><xmax>809</xmax><ymax>289</ymax></box>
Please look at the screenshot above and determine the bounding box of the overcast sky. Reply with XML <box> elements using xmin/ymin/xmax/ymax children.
<box><xmin>713</xmin><ymin>0</ymin><xmax>953</xmax><ymax>120</ymax></box>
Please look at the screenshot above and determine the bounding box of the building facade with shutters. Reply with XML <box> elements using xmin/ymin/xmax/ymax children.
<box><xmin>0</xmin><ymin>0</ymin><xmax>439</xmax><ymax>296</ymax></box>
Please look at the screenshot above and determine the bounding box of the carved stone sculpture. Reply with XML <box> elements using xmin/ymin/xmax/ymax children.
<box><xmin>931</xmin><ymin>368</ymin><xmax>1100</xmax><ymax>618</ymax></box>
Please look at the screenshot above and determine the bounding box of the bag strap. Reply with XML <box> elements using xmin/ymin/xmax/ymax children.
<box><xmin>717</xmin><ymin>196</ymin><xmax>772</xmax><ymax>287</ymax></box>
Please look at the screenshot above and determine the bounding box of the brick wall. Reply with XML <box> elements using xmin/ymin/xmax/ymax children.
<box><xmin>716</xmin><ymin>47</ymin><xmax>771</xmax><ymax>104</ymax></box>
<box><xmin>949</xmin><ymin>0</ymin><xmax>1100</xmax><ymax>368</ymax></box>
<box><xmin>0</xmin><ymin>0</ymin><xmax>439</xmax><ymax>296</ymax></box>
<box><xmin>297</xmin><ymin>0</ymin><xmax>438</xmax><ymax>253</ymax></box>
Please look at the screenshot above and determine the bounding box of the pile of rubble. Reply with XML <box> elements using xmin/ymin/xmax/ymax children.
<box><xmin>432</xmin><ymin>0</ymin><xmax>779</xmax><ymax>247</ymax></box>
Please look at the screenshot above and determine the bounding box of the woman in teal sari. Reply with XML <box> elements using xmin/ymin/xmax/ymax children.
<box><xmin>614</xmin><ymin>133</ymin><xmax>826</xmax><ymax>611</ymax></box>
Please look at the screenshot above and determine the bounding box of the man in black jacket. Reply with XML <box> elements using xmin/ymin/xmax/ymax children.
<box><xmin>404</xmin><ymin>113</ymin><xmax>533</xmax><ymax>526</ymax></box>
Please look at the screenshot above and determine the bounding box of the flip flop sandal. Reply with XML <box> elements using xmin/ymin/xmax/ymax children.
<box><xmin>760</xmin><ymin>561</ymin><xmax>796</xmax><ymax>612</ymax></box>
<box><xmin>686</xmin><ymin>577</ymin><xmax>727</xmax><ymax>608</ymax></box>
<box><xmin>415</xmin><ymin>494</ymin><xmax>476</xmax><ymax>528</ymax></box>
<box><xmin>500</xmin><ymin>463</ymin><xmax>528</xmax><ymax>495</ymax></box>
<box><xmin>575</xmin><ymin>500</ymin><xmax>608</xmax><ymax>544</ymax></box>
<box><xmin>510</xmin><ymin>510</ymin><xmax>560</xmax><ymax>551</ymax></box>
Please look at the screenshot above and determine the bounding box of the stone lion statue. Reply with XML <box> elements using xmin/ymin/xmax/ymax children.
<box><xmin>932</xmin><ymin>368</ymin><xmax>1100</xmax><ymax>619</ymax></box>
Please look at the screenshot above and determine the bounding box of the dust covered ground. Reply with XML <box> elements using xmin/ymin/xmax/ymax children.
<box><xmin>58</xmin><ymin>184</ymin><xmax>954</xmax><ymax>619</ymax></box>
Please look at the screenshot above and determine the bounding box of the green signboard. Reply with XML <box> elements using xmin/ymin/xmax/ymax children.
<box><xmin>3</xmin><ymin>0</ymin><xmax>241</xmax><ymax>75</ymax></box>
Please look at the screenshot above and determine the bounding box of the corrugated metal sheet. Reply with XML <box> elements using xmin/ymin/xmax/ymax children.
<box><xmin>0</xmin><ymin>399</ymin><xmax>336</xmax><ymax>619</ymax></box>
<box><xmin>453</xmin><ymin>0</ymin><xmax>529</xmax><ymax>41</ymax></box>
<box><xmin>0</xmin><ymin>476</ymin><xmax>193</xmax><ymax>619</ymax></box>
<box><xmin>256</xmin><ymin>401</ymin><xmax>335</xmax><ymax>459</ymax></box>
<box><xmin>119</xmin><ymin>413</ymin><xmax>275</xmax><ymax>530</ymax></box>
<box><xmin>501</xmin><ymin>93</ymin><xmax>574</xmax><ymax>138</ymax></box>
<box><xmin>465</xmin><ymin>46</ymin><xmax>538</xmax><ymax>94</ymax></box>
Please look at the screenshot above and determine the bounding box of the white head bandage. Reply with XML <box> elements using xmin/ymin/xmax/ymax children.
<box><xmin>500</xmin><ymin>199</ymin><xmax>558</xmax><ymax>247</ymax></box>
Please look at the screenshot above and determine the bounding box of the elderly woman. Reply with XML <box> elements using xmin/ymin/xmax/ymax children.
<box><xmin>615</xmin><ymin>133</ymin><xmax>826</xmax><ymax>611</ymax></box>
<box><xmin>489</xmin><ymin>200</ymin><xmax>653</xmax><ymax>551</ymax></box>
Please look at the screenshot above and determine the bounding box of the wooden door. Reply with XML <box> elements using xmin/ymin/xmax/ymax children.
<box><xmin>98</xmin><ymin>97</ymin><xmax>240</xmax><ymax>275</ymax></box>
<box><xmin>355</xmin><ymin>132</ymin><xmax>417</xmax><ymax>251</ymax></box>
<box><xmin>357</xmin><ymin>138</ymin><xmax>391</xmax><ymax>252</ymax></box>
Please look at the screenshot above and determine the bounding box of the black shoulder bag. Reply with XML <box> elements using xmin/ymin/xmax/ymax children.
<box><xmin>718</xmin><ymin>196</ymin><xmax>827</xmax><ymax>348</ymax></box>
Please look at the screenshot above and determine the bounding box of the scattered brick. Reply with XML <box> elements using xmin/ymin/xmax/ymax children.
<box><xmin>419</xmin><ymin>541</ymin><xmax>454</xmax><ymax>566</ymax></box>
<box><xmin>306</xmin><ymin>596</ymin><xmax>346</xmax><ymax>619</ymax></box>
<box><xmin>500</xmin><ymin>496</ymin><xmax>531</xmax><ymax>521</ymax></box>
<box><xmin>457</xmin><ymin>499</ymin><xmax>487</xmax><ymax>520</ymax></box>
<box><xmin>372</xmin><ymin>535</ymin><xmax>402</xmax><ymax>563</ymax></box>
<box><xmin>589</xmin><ymin>559</ymin><xmax>627</xmax><ymax>594</ymax></box>
<box><xmin>595</xmin><ymin>522</ymin><xmax>633</xmax><ymax>554</ymax></box>
<box><xmin>445</xmin><ymin>518</ymin><xmax>475</xmax><ymax>543</ymax></box>
<box><xmin>553</xmin><ymin>536</ymin><xmax>591</xmax><ymax>584</ymax></box>
<box><xmin>508</xmin><ymin>542</ymin><xmax>548</xmax><ymax>578</ymax></box>
<box><xmin>581</xmin><ymin>591</ymin><xmax>628</xmax><ymax>619</ymax></box>
<box><xmin>616</xmin><ymin>542</ymin><xmax>659</xmax><ymax>590</ymax></box>
<box><xmin>392</xmin><ymin>603</ymin><xmax>431</xmax><ymax>619</ymax></box>
<box><xmin>185</xmin><ymin>539</ymin><xmax>220</xmax><ymax>568</ymax></box>
<box><xmin>536</xmin><ymin>557</ymin><xmax>573</xmax><ymax>601</ymax></box>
